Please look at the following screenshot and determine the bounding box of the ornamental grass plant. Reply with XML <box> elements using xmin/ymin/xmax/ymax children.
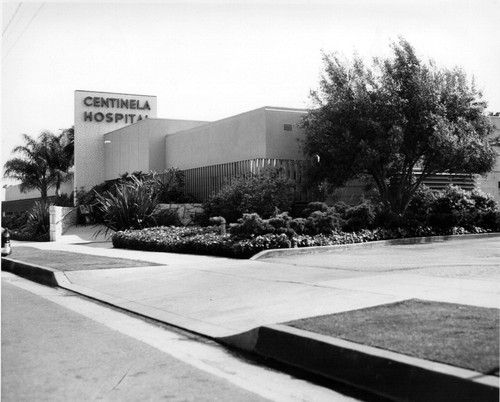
<box><xmin>94</xmin><ymin>175</ymin><xmax>159</xmax><ymax>236</ymax></box>
<box><xmin>6</xmin><ymin>201</ymin><xmax>50</xmax><ymax>242</ymax></box>
<box><xmin>24</xmin><ymin>200</ymin><xmax>50</xmax><ymax>236</ymax></box>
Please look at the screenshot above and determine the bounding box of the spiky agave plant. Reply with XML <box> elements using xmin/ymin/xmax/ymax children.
<box><xmin>24</xmin><ymin>200</ymin><xmax>50</xmax><ymax>235</ymax></box>
<box><xmin>94</xmin><ymin>175</ymin><xmax>159</xmax><ymax>236</ymax></box>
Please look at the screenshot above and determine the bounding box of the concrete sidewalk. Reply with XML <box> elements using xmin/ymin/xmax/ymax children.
<box><xmin>2</xmin><ymin>229</ymin><xmax>499</xmax><ymax>401</ymax></box>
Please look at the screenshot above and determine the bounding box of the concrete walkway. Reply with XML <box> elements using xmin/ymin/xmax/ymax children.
<box><xmin>2</xmin><ymin>227</ymin><xmax>499</xmax><ymax>401</ymax></box>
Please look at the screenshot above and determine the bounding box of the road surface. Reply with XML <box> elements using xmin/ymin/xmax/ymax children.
<box><xmin>2</xmin><ymin>272</ymin><xmax>377</xmax><ymax>402</ymax></box>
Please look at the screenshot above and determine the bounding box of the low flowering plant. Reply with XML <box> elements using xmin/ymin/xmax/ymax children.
<box><xmin>111</xmin><ymin>223</ymin><xmax>494</xmax><ymax>259</ymax></box>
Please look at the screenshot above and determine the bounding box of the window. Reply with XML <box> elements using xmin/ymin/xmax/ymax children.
<box><xmin>283</xmin><ymin>124</ymin><xmax>293</xmax><ymax>131</ymax></box>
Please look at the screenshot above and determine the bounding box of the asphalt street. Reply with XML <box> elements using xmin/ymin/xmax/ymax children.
<box><xmin>1</xmin><ymin>272</ymin><xmax>371</xmax><ymax>402</ymax></box>
<box><xmin>258</xmin><ymin>237</ymin><xmax>500</xmax><ymax>278</ymax></box>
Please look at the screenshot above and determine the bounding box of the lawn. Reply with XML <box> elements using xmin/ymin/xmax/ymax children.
<box><xmin>286</xmin><ymin>299</ymin><xmax>499</xmax><ymax>375</ymax></box>
<box><xmin>9</xmin><ymin>247</ymin><xmax>160</xmax><ymax>271</ymax></box>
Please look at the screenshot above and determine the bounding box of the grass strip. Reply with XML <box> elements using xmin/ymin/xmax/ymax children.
<box><xmin>9</xmin><ymin>247</ymin><xmax>161</xmax><ymax>271</ymax></box>
<box><xmin>286</xmin><ymin>299</ymin><xmax>499</xmax><ymax>375</ymax></box>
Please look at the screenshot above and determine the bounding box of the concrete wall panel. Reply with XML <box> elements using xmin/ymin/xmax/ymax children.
<box><xmin>264</xmin><ymin>108</ymin><xmax>307</xmax><ymax>160</ymax></box>
<box><xmin>165</xmin><ymin>108</ymin><xmax>267</xmax><ymax>169</ymax></box>
<box><xmin>104</xmin><ymin>118</ymin><xmax>208</xmax><ymax>181</ymax></box>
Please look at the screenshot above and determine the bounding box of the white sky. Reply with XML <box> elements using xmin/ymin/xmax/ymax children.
<box><xmin>2</xmin><ymin>0</ymin><xmax>500</xmax><ymax>187</ymax></box>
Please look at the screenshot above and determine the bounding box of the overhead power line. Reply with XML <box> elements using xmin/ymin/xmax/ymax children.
<box><xmin>2</xmin><ymin>3</ymin><xmax>22</xmax><ymax>36</ymax></box>
<box><xmin>3</xmin><ymin>3</ymin><xmax>45</xmax><ymax>60</ymax></box>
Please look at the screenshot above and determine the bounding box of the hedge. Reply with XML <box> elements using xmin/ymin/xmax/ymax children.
<box><xmin>9</xmin><ymin>230</ymin><xmax>50</xmax><ymax>242</ymax></box>
<box><xmin>112</xmin><ymin>224</ymin><xmax>491</xmax><ymax>259</ymax></box>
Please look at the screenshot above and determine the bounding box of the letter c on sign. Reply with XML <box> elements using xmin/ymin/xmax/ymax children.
<box><xmin>84</xmin><ymin>97</ymin><xmax>93</xmax><ymax>106</ymax></box>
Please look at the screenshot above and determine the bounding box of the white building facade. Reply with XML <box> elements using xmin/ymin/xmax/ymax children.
<box><xmin>3</xmin><ymin>90</ymin><xmax>500</xmax><ymax>212</ymax></box>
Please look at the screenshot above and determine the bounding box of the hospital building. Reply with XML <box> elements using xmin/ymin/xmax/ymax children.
<box><xmin>2</xmin><ymin>90</ymin><xmax>500</xmax><ymax>213</ymax></box>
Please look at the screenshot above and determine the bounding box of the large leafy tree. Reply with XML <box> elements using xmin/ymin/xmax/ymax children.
<box><xmin>3</xmin><ymin>130</ymin><xmax>74</xmax><ymax>201</ymax></box>
<box><xmin>301</xmin><ymin>38</ymin><xmax>495</xmax><ymax>216</ymax></box>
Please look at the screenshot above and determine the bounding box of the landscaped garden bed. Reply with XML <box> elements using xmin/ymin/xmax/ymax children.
<box><xmin>286</xmin><ymin>299</ymin><xmax>499</xmax><ymax>375</ymax></box>
<box><xmin>111</xmin><ymin>223</ymin><xmax>492</xmax><ymax>259</ymax></box>
<box><xmin>109</xmin><ymin>179</ymin><xmax>500</xmax><ymax>259</ymax></box>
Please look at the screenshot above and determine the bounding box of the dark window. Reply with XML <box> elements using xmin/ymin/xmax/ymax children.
<box><xmin>283</xmin><ymin>124</ymin><xmax>293</xmax><ymax>131</ymax></box>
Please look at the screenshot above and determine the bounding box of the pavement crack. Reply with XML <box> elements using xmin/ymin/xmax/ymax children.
<box><xmin>110</xmin><ymin>364</ymin><xmax>132</xmax><ymax>391</ymax></box>
<box><xmin>270</xmin><ymin>279</ymin><xmax>336</xmax><ymax>289</ymax></box>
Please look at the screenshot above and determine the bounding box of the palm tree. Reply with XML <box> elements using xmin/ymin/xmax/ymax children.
<box><xmin>44</xmin><ymin>130</ymin><xmax>74</xmax><ymax>197</ymax></box>
<box><xmin>60</xmin><ymin>126</ymin><xmax>74</xmax><ymax>165</ymax></box>
<box><xmin>3</xmin><ymin>130</ymin><xmax>74</xmax><ymax>201</ymax></box>
<box><xmin>4</xmin><ymin>133</ymin><xmax>54</xmax><ymax>202</ymax></box>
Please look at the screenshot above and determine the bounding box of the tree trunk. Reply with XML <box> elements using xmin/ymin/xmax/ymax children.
<box><xmin>55</xmin><ymin>179</ymin><xmax>61</xmax><ymax>198</ymax></box>
<box><xmin>40</xmin><ymin>186</ymin><xmax>48</xmax><ymax>203</ymax></box>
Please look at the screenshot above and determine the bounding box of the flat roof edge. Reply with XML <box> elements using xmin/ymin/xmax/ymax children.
<box><xmin>164</xmin><ymin>106</ymin><xmax>309</xmax><ymax>138</ymax></box>
<box><xmin>75</xmin><ymin>90</ymin><xmax>157</xmax><ymax>98</ymax></box>
<box><xmin>264</xmin><ymin>106</ymin><xmax>309</xmax><ymax>113</ymax></box>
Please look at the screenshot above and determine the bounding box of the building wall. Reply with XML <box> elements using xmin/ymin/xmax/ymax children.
<box><xmin>264</xmin><ymin>107</ymin><xmax>307</xmax><ymax>160</ymax></box>
<box><xmin>4</xmin><ymin>181</ymin><xmax>74</xmax><ymax>202</ymax></box>
<box><xmin>103</xmin><ymin>118</ymin><xmax>208</xmax><ymax>181</ymax></box>
<box><xmin>104</xmin><ymin>123</ymin><xmax>149</xmax><ymax>180</ymax></box>
<box><xmin>165</xmin><ymin>108</ymin><xmax>268</xmax><ymax>169</ymax></box>
<box><xmin>2</xmin><ymin>181</ymin><xmax>75</xmax><ymax>213</ymax></box>
<box><xmin>476</xmin><ymin>116</ymin><xmax>500</xmax><ymax>205</ymax></box>
<box><xmin>149</xmin><ymin>119</ymin><xmax>209</xmax><ymax>171</ymax></box>
<box><xmin>163</xmin><ymin>107</ymin><xmax>308</xmax><ymax>201</ymax></box>
<box><xmin>74</xmin><ymin>90</ymin><xmax>157</xmax><ymax>192</ymax></box>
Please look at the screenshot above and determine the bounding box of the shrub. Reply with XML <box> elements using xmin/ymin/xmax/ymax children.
<box><xmin>230</xmin><ymin>210</ymin><xmax>344</xmax><ymax>238</ymax></box>
<box><xmin>9</xmin><ymin>230</ymin><xmax>50</xmax><ymax>242</ymax></box>
<box><xmin>54</xmin><ymin>193</ymin><xmax>74</xmax><ymax>207</ymax></box>
<box><xmin>405</xmin><ymin>186</ymin><xmax>437</xmax><ymax>220</ymax></box>
<box><xmin>301</xmin><ymin>200</ymin><xmax>377</xmax><ymax>232</ymax></box>
<box><xmin>203</xmin><ymin>168</ymin><xmax>295</xmax><ymax>222</ymax></box>
<box><xmin>268</xmin><ymin>212</ymin><xmax>295</xmax><ymax>235</ymax></box>
<box><xmin>369</xmin><ymin>185</ymin><xmax>499</xmax><ymax>231</ymax></box>
<box><xmin>76</xmin><ymin>169</ymin><xmax>191</xmax><ymax>226</ymax></box>
<box><xmin>301</xmin><ymin>201</ymin><xmax>329</xmax><ymax>217</ymax></box>
<box><xmin>76</xmin><ymin>182</ymin><xmax>115</xmax><ymax>224</ymax></box>
<box><xmin>428</xmin><ymin>185</ymin><xmax>499</xmax><ymax>230</ymax></box>
<box><xmin>289</xmin><ymin>217</ymin><xmax>307</xmax><ymax>235</ymax></box>
<box><xmin>373</xmin><ymin>207</ymin><xmax>402</xmax><ymax>229</ymax></box>
<box><xmin>1</xmin><ymin>212</ymin><xmax>28</xmax><ymax>230</ymax></box>
<box><xmin>342</xmin><ymin>202</ymin><xmax>377</xmax><ymax>232</ymax></box>
<box><xmin>94</xmin><ymin>175</ymin><xmax>159</xmax><ymax>235</ymax></box>
<box><xmin>305</xmin><ymin>209</ymin><xmax>343</xmax><ymax>235</ymax></box>
<box><xmin>468</xmin><ymin>190</ymin><xmax>500</xmax><ymax>230</ymax></box>
<box><xmin>7</xmin><ymin>201</ymin><xmax>51</xmax><ymax>242</ymax></box>
<box><xmin>332</xmin><ymin>201</ymin><xmax>350</xmax><ymax>215</ymax></box>
<box><xmin>151</xmin><ymin>208</ymin><xmax>181</xmax><ymax>227</ymax></box>
<box><xmin>155</xmin><ymin>168</ymin><xmax>191</xmax><ymax>203</ymax></box>
<box><xmin>230</xmin><ymin>213</ymin><xmax>274</xmax><ymax>237</ymax></box>
<box><xmin>112</xmin><ymin>223</ymin><xmax>490</xmax><ymax>259</ymax></box>
<box><xmin>429</xmin><ymin>186</ymin><xmax>473</xmax><ymax>228</ymax></box>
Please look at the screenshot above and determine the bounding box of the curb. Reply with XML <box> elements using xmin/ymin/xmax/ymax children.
<box><xmin>220</xmin><ymin>325</ymin><xmax>499</xmax><ymax>402</ymax></box>
<box><xmin>251</xmin><ymin>232</ymin><xmax>500</xmax><ymax>260</ymax></box>
<box><xmin>1</xmin><ymin>257</ymin><xmax>59</xmax><ymax>287</ymax></box>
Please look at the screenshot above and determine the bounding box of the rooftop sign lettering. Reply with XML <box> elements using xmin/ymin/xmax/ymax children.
<box><xmin>83</xmin><ymin>96</ymin><xmax>151</xmax><ymax>110</ymax></box>
<box><xmin>82</xmin><ymin>96</ymin><xmax>151</xmax><ymax>123</ymax></box>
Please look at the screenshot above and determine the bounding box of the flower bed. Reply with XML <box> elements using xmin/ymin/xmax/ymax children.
<box><xmin>112</xmin><ymin>224</ymin><xmax>491</xmax><ymax>259</ymax></box>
